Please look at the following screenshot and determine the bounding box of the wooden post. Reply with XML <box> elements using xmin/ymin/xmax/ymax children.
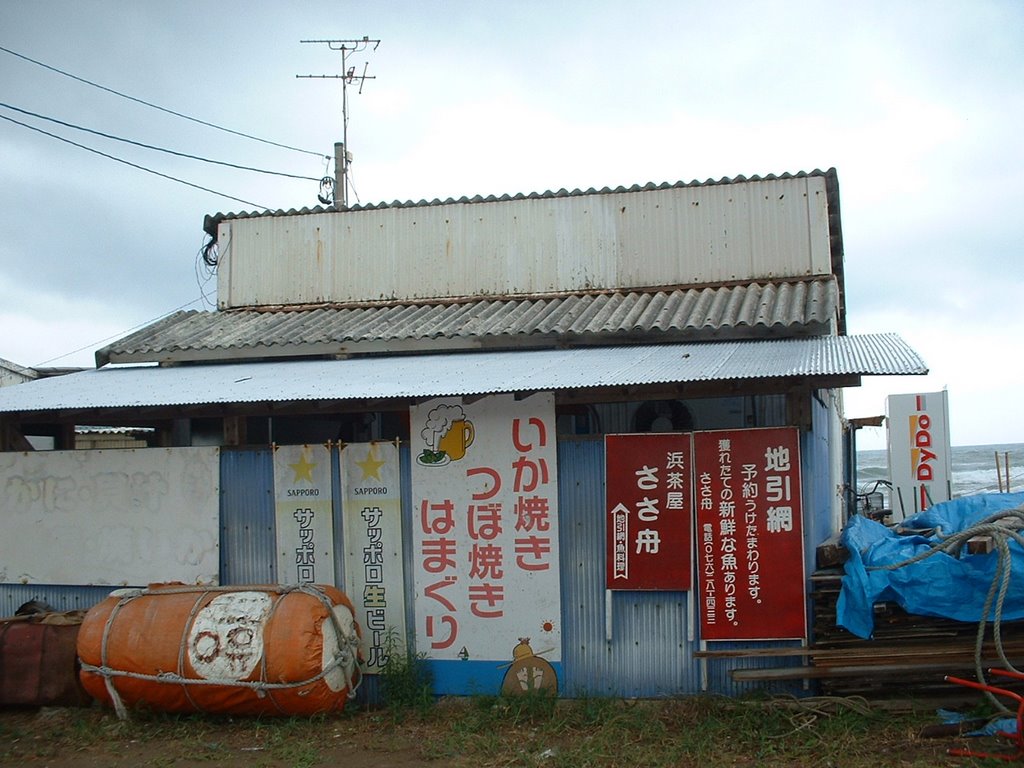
<box><xmin>223</xmin><ymin>415</ymin><xmax>247</xmax><ymax>447</ymax></box>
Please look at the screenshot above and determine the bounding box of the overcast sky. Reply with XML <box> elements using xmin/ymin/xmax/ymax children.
<box><xmin>1</xmin><ymin>1</ymin><xmax>1021</xmax><ymax>449</ymax></box>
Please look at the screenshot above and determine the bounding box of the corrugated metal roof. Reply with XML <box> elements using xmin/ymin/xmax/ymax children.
<box><xmin>2</xmin><ymin>334</ymin><xmax>925</xmax><ymax>415</ymax></box>
<box><xmin>0</xmin><ymin>357</ymin><xmax>36</xmax><ymax>379</ymax></box>
<box><xmin>98</xmin><ymin>279</ymin><xmax>838</xmax><ymax>365</ymax></box>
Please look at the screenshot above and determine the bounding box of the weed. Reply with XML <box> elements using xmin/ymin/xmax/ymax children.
<box><xmin>377</xmin><ymin>629</ymin><xmax>434</xmax><ymax>718</ymax></box>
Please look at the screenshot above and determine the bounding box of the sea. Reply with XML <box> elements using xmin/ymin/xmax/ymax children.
<box><xmin>856</xmin><ymin>443</ymin><xmax>1024</xmax><ymax>503</ymax></box>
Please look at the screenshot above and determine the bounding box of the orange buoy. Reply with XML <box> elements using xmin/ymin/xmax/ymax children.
<box><xmin>77</xmin><ymin>583</ymin><xmax>361</xmax><ymax>717</ymax></box>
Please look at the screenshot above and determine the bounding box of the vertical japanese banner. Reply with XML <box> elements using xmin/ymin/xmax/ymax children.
<box><xmin>411</xmin><ymin>392</ymin><xmax>561</xmax><ymax>695</ymax></box>
<box><xmin>340</xmin><ymin>441</ymin><xmax>407</xmax><ymax>674</ymax></box>
<box><xmin>694</xmin><ymin>427</ymin><xmax>806</xmax><ymax>641</ymax></box>
<box><xmin>273</xmin><ymin>444</ymin><xmax>335</xmax><ymax>585</ymax></box>
<box><xmin>605</xmin><ymin>433</ymin><xmax>692</xmax><ymax>590</ymax></box>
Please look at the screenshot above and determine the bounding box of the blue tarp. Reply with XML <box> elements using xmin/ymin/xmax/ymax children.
<box><xmin>837</xmin><ymin>493</ymin><xmax>1024</xmax><ymax>639</ymax></box>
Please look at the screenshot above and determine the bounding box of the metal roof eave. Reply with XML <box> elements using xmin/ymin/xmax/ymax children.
<box><xmin>0</xmin><ymin>335</ymin><xmax>926</xmax><ymax>418</ymax></box>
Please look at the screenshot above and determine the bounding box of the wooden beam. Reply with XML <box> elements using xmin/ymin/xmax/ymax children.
<box><xmin>223</xmin><ymin>415</ymin><xmax>247</xmax><ymax>447</ymax></box>
<box><xmin>0</xmin><ymin>420</ymin><xmax>33</xmax><ymax>451</ymax></box>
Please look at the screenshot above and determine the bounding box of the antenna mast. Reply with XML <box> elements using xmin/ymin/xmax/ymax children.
<box><xmin>298</xmin><ymin>36</ymin><xmax>380</xmax><ymax>207</ymax></box>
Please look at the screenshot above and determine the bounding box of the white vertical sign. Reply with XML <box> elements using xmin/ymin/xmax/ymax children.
<box><xmin>411</xmin><ymin>393</ymin><xmax>561</xmax><ymax>667</ymax></box>
<box><xmin>274</xmin><ymin>444</ymin><xmax>335</xmax><ymax>584</ymax></box>
<box><xmin>887</xmin><ymin>391</ymin><xmax>953</xmax><ymax>517</ymax></box>
<box><xmin>340</xmin><ymin>441</ymin><xmax>407</xmax><ymax>673</ymax></box>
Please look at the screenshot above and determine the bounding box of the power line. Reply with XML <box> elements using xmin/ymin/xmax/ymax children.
<box><xmin>0</xmin><ymin>101</ymin><xmax>321</xmax><ymax>182</ymax></box>
<box><xmin>33</xmin><ymin>296</ymin><xmax>210</xmax><ymax>367</ymax></box>
<box><xmin>0</xmin><ymin>112</ymin><xmax>268</xmax><ymax>210</ymax></box>
<box><xmin>0</xmin><ymin>43</ymin><xmax>328</xmax><ymax>160</ymax></box>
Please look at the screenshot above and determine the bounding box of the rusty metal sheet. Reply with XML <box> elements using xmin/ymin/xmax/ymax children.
<box><xmin>0</xmin><ymin>617</ymin><xmax>90</xmax><ymax>707</ymax></box>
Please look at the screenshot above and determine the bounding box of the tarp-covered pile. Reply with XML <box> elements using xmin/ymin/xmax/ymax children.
<box><xmin>838</xmin><ymin>493</ymin><xmax>1024</xmax><ymax>639</ymax></box>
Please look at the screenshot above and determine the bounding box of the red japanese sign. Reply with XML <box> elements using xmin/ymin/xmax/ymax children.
<box><xmin>605</xmin><ymin>433</ymin><xmax>692</xmax><ymax>590</ymax></box>
<box><xmin>694</xmin><ymin>427</ymin><xmax>806</xmax><ymax>641</ymax></box>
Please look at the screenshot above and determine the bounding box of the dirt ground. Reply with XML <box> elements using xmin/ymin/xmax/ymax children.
<box><xmin>0</xmin><ymin>706</ymin><xmax>446</xmax><ymax>768</ymax></box>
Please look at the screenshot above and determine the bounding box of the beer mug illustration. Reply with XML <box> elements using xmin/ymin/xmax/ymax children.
<box><xmin>438</xmin><ymin>419</ymin><xmax>475</xmax><ymax>461</ymax></box>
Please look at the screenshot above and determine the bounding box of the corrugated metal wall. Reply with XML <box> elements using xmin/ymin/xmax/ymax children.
<box><xmin>220</xmin><ymin>448</ymin><xmax>276</xmax><ymax>584</ymax></box>
<box><xmin>0</xmin><ymin>584</ymin><xmax>112</xmax><ymax>616</ymax></box>
<box><xmin>2</xmin><ymin>414</ymin><xmax>822</xmax><ymax>698</ymax></box>
<box><xmin>804</xmin><ymin>392</ymin><xmax>839</xmax><ymax>614</ymax></box>
<box><xmin>558</xmin><ymin>438</ymin><xmax>696</xmax><ymax>696</ymax></box>
<box><xmin>556</xmin><ymin>438</ymin><xmax>805</xmax><ymax>698</ymax></box>
<box><xmin>219</xmin><ymin>177</ymin><xmax>832</xmax><ymax>308</ymax></box>
<box><xmin>219</xmin><ymin>446</ymin><xmax>352</xmax><ymax>588</ymax></box>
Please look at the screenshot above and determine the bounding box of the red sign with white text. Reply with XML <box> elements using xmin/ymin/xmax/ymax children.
<box><xmin>694</xmin><ymin>428</ymin><xmax>806</xmax><ymax>641</ymax></box>
<box><xmin>605</xmin><ymin>433</ymin><xmax>692</xmax><ymax>590</ymax></box>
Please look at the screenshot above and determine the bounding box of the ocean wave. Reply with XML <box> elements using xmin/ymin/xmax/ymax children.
<box><xmin>857</xmin><ymin>443</ymin><xmax>1024</xmax><ymax>498</ymax></box>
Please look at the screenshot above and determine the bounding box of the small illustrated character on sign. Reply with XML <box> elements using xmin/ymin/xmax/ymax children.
<box><xmin>501</xmin><ymin>637</ymin><xmax>558</xmax><ymax>696</ymax></box>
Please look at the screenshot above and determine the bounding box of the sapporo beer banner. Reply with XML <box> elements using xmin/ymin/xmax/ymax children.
<box><xmin>340</xmin><ymin>441</ymin><xmax>408</xmax><ymax>673</ymax></box>
<box><xmin>410</xmin><ymin>393</ymin><xmax>562</xmax><ymax>666</ymax></box>
<box><xmin>273</xmin><ymin>443</ymin><xmax>335</xmax><ymax>585</ymax></box>
<box><xmin>605</xmin><ymin>433</ymin><xmax>692</xmax><ymax>590</ymax></box>
<box><xmin>694</xmin><ymin>427</ymin><xmax>806</xmax><ymax>641</ymax></box>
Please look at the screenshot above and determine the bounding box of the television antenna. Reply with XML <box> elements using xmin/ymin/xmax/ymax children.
<box><xmin>298</xmin><ymin>36</ymin><xmax>380</xmax><ymax>207</ymax></box>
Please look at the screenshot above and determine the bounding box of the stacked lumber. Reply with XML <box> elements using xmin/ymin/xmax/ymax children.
<box><xmin>700</xmin><ymin>568</ymin><xmax>1024</xmax><ymax>701</ymax></box>
<box><xmin>809</xmin><ymin>568</ymin><xmax>1024</xmax><ymax>698</ymax></box>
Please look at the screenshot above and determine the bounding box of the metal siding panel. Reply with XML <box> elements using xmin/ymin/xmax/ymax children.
<box><xmin>400</xmin><ymin>442</ymin><xmax>417</xmax><ymax>655</ymax></box>
<box><xmin>219</xmin><ymin>448</ymin><xmax>276</xmax><ymax>584</ymax></box>
<box><xmin>557</xmin><ymin>436</ymin><xmax>811</xmax><ymax>699</ymax></box>
<box><xmin>558</xmin><ymin>438</ymin><xmax>702</xmax><ymax>697</ymax></box>
<box><xmin>331</xmin><ymin>444</ymin><xmax>347</xmax><ymax>591</ymax></box>
<box><xmin>805</xmin><ymin>395</ymin><xmax>837</xmax><ymax>577</ymax></box>
<box><xmin>0</xmin><ymin>584</ymin><xmax>113</xmax><ymax>616</ymax></box>
<box><xmin>218</xmin><ymin>178</ymin><xmax>832</xmax><ymax>308</ymax></box>
<box><xmin>701</xmin><ymin>639</ymin><xmax>808</xmax><ymax>696</ymax></box>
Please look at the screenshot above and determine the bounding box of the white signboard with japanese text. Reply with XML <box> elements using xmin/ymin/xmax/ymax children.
<box><xmin>411</xmin><ymin>393</ymin><xmax>561</xmax><ymax>693</ymax></box>
<box><xmin>340</xmin><ymin>441</ymin><xmax>407</xmax><ymax>673</ymax></box>
<box><xmin>273</xmin><ymin>444</ymin><xmax>335</xmax><ymax>585</ymax></box>
<box><xmin>0</xmin><ymin>447</ymin><xmax>220</xmax><ymax>585</ymax></box>
<box><xmin>887</xmin><ymin>391</ymin><xmax>953</xmax><ymax>517</ymax></box>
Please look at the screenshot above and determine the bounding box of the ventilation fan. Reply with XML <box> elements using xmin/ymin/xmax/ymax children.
<box><xmin>633</xmin><ymin>400</ymin><xmax>694</xmax><ymax>433</ymax></box>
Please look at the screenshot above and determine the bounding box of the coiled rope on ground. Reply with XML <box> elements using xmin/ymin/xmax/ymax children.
<box><xmin>867</xmin><ymin>504</ymin><xmax>1024</xmax><ymax>715</ymax></box>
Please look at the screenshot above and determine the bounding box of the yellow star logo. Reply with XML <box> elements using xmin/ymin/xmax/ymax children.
<box><xmin>289</xmin><ymin>451</ymin><xmax>317</xmax><ymax>483</ymax></box>
<box><xmin>355</xmin><ymin>445</ymin><xmax>387</xmax><ymax>481</ymax></box>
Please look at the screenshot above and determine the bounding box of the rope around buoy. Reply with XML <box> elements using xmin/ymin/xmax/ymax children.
<box><xmin>81</xmin><ymin>583</ymin><xmax>361</xmax><ymax>720</ymax></box>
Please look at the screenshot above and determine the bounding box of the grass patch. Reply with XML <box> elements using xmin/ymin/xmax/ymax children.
<box><xmin>410</xmin><ymin>693</ymin><xmax>961</xmax><ymax>767</ymax></box>
<box><xmin>0</xmin><ymin>694</ymin><xmax>981</xmax><ymax>767</ymax></box>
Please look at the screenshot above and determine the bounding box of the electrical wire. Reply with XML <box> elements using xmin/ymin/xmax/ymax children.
<box><xmin>0</xmin><ymin>111</ymin><xmax>268</xmax><ymax>210</ymax></box>
<box><xmin>32</xmin><ymin>295</ymin><xmax>211</xmax><ymax>368</ymax></box>
<box><xmin>0</xmin><ymin>43</ymin><xmax>328</xmax><ymax>159</ymax></box>
<box><xmin>0</xmin><ymin>101</ymin><xmax>321</xmax><ymax>182</ymax></box>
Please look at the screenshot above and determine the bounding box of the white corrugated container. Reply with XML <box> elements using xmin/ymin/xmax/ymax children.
<box><xmin>217</xmin><ymin>176</ymin><xmax>832</xmax><ymax>309</ymax></box>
